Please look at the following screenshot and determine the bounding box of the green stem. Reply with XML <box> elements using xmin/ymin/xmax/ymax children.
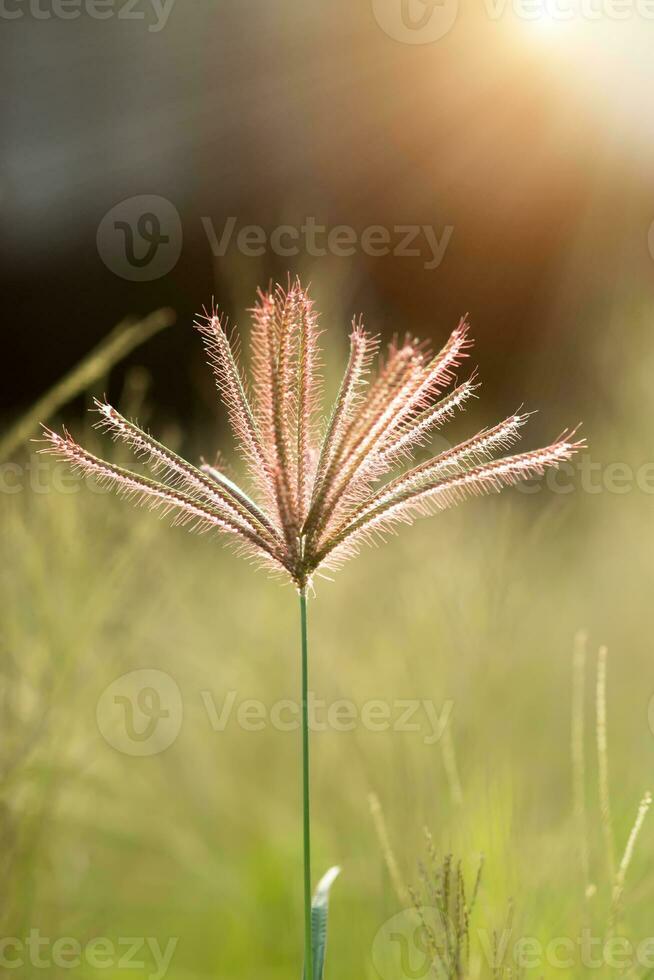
<box><xmin>300</xmin><ymin>588</ymin><xmax>313</xmax><ymax>980</ymax></box>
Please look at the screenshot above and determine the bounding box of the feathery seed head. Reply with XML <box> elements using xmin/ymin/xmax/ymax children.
<box><xmin>41</xmin><ymin>278</ymin><xmax>584</xmax><ymax>592</ymax></box>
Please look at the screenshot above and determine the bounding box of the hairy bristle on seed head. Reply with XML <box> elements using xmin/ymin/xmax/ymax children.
<box><xmin>41</xmin><ymin>280</ymin><xmax>584</xmax><ymax>593</ymax></box>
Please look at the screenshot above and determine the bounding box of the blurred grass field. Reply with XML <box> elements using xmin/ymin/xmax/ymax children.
<box><xmin>2</xmin><ymin>296</ymin><xmax>654</xmax><ymax>979</ymax></box>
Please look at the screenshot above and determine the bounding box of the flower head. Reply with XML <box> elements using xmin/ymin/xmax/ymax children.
<box><xmin>42</xmin><ymin>279</ymin><xmax>584</xmax><ymax>591</ymax></box>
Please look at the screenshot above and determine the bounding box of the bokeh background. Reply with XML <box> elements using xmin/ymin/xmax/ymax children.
<box><xmin>2</xmin><ymin>1</ymin><xmax>654</xmax><ymax>977</ymax></box>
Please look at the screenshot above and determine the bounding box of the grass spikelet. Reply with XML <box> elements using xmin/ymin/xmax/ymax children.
<box><xmin>610</xmin><ymin>790</ymin><xmax>652</xmax><ymax>933</ymax></box>
<box><xmin>40</xmin><ymin>279</ymin><xmax>583</xmax><ymax>593</ymax></box>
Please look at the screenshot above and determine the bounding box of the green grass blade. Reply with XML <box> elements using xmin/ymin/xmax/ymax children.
<box><xmin>304</xmin><ymin>866</ymin><xmax>340</xmax><ymax>980</ymax></box>
<box><xmin>0</xmin><ymin>307</ymin><xmax>175</xmax><ymax>461</ymax></box>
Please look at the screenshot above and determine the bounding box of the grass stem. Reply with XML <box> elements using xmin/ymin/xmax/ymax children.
<box><xmin>368</xmin><ymin>791</ymin><xmax>409</xmax><ymax>906</ymax></box>
<box><xmin>596</xmin><ymin>645</ymin><xmax>616</xmax><ymax>882</ymax></box>
<box><xmin>300</xmin><ymin>588</ymin><xmax>313</xmax><ymax>980</ymax></box>
<box><xmin>571</xmin><ymin>629</ymin><xmax>592</xmax><ymax>904</ymax></box>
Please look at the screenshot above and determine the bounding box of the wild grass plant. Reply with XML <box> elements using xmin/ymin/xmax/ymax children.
<box><xmin>2</xmin><ymin>281</ymin><xmax>653</xmax><ymax>978</ymax></box>
<box><xmin>37</xmin><ymin>279</ymin><xmax>583</xmax><ymax>978</ymax></box>
<box><xmin>369</xmin><ymin>634</ymin><xmax>652</xmax><ymax>979</ymax></box>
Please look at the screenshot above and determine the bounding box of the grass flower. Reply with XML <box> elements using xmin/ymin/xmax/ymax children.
<box><xmin>42</xmin><ymin>280</ymin><xmax>582</xmax><ymax>592</ymax></box>
<box><xmin>41</xmin><ymin>278</ymin><xmax>584</xmax><ymax>979</ymax></box>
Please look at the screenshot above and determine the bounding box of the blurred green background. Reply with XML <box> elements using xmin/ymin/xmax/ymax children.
<box><xmin>2</xmin><ymin>284</ymin><xmax>654</xmax><ymax>977</ymax></box>
<box><xmin>3</xmin><ymin>1</ymin><xmax>654</xmax><ymax>977</ymax></box>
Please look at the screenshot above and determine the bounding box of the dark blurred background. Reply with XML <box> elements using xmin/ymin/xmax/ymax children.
<box><xmin>2</xmin><ymin>0</ymin><xmax>653</xmax><ymax>430</ymax></box>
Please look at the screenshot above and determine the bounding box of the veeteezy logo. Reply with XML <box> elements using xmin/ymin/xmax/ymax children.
<box><xmin>96</xmin><ymin>669</ymin><xmax>183</xmax><ymax>756</ymax></box>
<box><xmin>0</xmin><ymin>0</ymin><xmax>176</xmax><ymax>30</ymax></box>
<box><xmin>373</xmin><ymin>907</ymin><xmax>455</xmax><ymax>980</ymax></box>
<box><xmin>96</xmin><ymin>196</ymin><xmax>454</xmax><ymax>280</ymax></box>
<box><xmin>201</xmin><ymin>216</ymin><xmax>453</xmax><ymax>270</ymax></box>
<box><xmin>96</xmin><ymin>671</ymin><xmax>454</xmax><ymax>756</ymax></box>
<box><xmin>481</xmin><ymin>0</ymin><xmax>654</xmax><ymax>19</ymax></box>
<box><xmin>97</xmin><ymin>195</ymin><xmax>182</xmax><ymax>281</ymax></box>
<box><xmin>201</xmin><ymin>691</ymin><xmax>454</xmax><ymax>745</ymax></box>
<box><xmin>372</xmin><ymin>0</ymin><xmax>459</xmax><ymax>42</ymax></box>
<box><xmin>371</xmin><ymin>0</ymin><xmax>654</xmax><ymax>42</ymax></box>
<box><xmin>0</xmin><ymin>932</ymin><xmax>177</xmax><ymax>979</ymax></box>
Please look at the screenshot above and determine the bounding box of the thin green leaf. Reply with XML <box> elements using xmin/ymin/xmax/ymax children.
<box><xmin>304</xmin><ymin>866</ymin><xmax>341</xmax><ymax>980</ymax></box>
